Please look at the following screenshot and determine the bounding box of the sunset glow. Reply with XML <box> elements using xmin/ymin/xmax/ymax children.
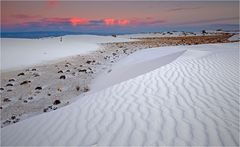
<box><xmin>1</xmin><ymin>1</ymin><xmax>239</xmax><ymax>33</ymax></box>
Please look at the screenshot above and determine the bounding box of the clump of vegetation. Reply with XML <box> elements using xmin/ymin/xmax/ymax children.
<box><xmin>202</xmin><ymin>30</ymin><xmax>207</xmax><ymax>34</ymax></box>
<box><xmin>83</xmin><ymin>86</ymin><xmax>89</xmax><ymax>92</ymax></box>
<box><xmin>76</xmin><ymin>86</ymin><xmax>80</xmax><ymax>91</ymax></box>
<box><xmin>53</xmin><ymin>100</ymin><xmax>61</xmax><ymax>105</ymax></box>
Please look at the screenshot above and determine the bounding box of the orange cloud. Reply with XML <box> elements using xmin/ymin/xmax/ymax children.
<box><xmin>70</xmin><ymin>17</ymin><xmax>89</xmax><ymax>26</ymax></box>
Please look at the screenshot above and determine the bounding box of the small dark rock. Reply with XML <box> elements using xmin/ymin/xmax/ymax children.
<box><xmin>76</xmin><ymin>86</ymin><xmax>80</xmax><ymax>91</ymax></box>
<box><xmin>83</xmin><ymin>87</ymin><xmax>89</xmax><ymax>92</ymax></box>
<box><xmin>66</xmin><ymin>70</ymin><xmax>70</xmax><ymax>72</ymax></box>
<box><xmin>58</xmin><ymin>70</ymin><xmax>63</xmax><ymax>73</ymax></box>
<box><xmin>57</xmin><ymin>88</ymin><xmax>62</xmax><ymax>92</ymax></box>
<box><xmin>11</xmin><ymin>116</ymin><xmax>16</xmax><ymax>120</ymax></box>
<box><xmin>0</xmin><ymin>88</ymin><xmax>4</xmax><ymax>91</ymax></box>
<box><xmin>32</xmin><ymin>68</ymin><xmax>36</xmax><ymax>71</ymax></box>
<box><xmin>13</xmin><ymin>118</ymin><xmax>20</xmax><ymax>123</ymax></box>
<box><xmin>43</xmin><ymin>108</ymin><xmax>48</xmax><ymax>112</ymax></box>
<box><xmin>18</xmin><ymin>72</ymin><xmax>25</xmax><ymax>76</ymax></box>
<box><xmin>7</xmin><ymin>89</ymin><xmax>12</xmax><ymax>92</ymax></box>
<box><xmin>28</xmin><ymin>97</ymin><xmax>33</xmax><ymax>100</ymax></box>
<box><xmin>53</xmin><ymin>100</ymin><xmax>61</xmax><ymax>105</ymax></box>
<box><xmin>35</xmin><ymin>86</ymin><xmax>42</xmax><ymax>90</ymax></box>
<box><xmin>65</xmin><ymin>64</ymin><xmax>68</xmax><ymax>67</ymax></box>
<box><xmin>112</xmin><ymin>53</ymin><xmax>117</xmax><ymax>56</ymax></box>
<box><xmin>86</xmin><ymin>61</ymin><xmax>91</xmax><ymax>64</ymax></box>
<box><xmin>0</xmin><ymin>107</ymin><xmax>2</xmax><ymax>109</ymax></box>
<box><xmin>8</xmin><ymin>79</ymin><xmax>15</xmax><ymax>82</ymax></box>
<box><xmin>20</xmin><ymin>81</ymin><xmax>31</xmax><ymax>85</ymax></box>
<box><xmin>78</xmin><ymin>69</ymin><xmax>87</xmax><ymax>72</ymax></box>
<box><xmin>3</xmin><ymin>120</ymin><xmax>11</xmax><ymax>125</ymax></box>
<box><xmin>23</xmin><ymin>100</ymin><xmax>28</xmax><ymax>103</ymax></box>
<box><xmin>33</xmin><ymin>73</ymin><xmax>40</xmax><ymax>77</ymax></box>
<box><xmin>6</xmin><ymin>83</ymin><xmax>13</xmax><ymax>87</ymax></box>
<box><xmin>60</xmin><ymin>75</ymin><xmax>66</xmax><ymax>79</ymax></box>
<box><xmin>47</xmin><ymin>93</ymin><xmax>51</xmax><ymax>96</ymax></box>
<box><xmin>3</xmin><ymin>98</ymin><xmax>11</xmax><ymax>102</ymax></box>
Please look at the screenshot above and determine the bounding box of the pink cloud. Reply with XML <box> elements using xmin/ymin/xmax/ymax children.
<box><xmin>6</xmin><ymin>15</ymin><xmax>166</xmax><ymax>28</ymax></box>
<box><xmin>103</xmin><ymin>18</ymin><xmax>130</xmax><ymax>26</ymax></box>
<box><xmin>103</xmin><ymin>18</ymin><xmax>115</xmax><ymax>25</ymax></box>
<box><xmin>118</xmin><ymin>19</ymin><xmax>130</xmax><ymax>25</ymax></box>
<box><xmin>11</xmin><ymin>14</ymin><xmax>41</xmax><ymax>19</ymax></box>
<box><xmin>69</xmin><ymin>17</ymin><xmax>89</xmax><ymax>26</ymax></box>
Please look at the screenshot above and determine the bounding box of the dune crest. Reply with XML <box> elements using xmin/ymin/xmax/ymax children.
<box><xmin>91</xmin><ymin>47</ymin><xmax>186</xmax><ymax>92</ymax></box>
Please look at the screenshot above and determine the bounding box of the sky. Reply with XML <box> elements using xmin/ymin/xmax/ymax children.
<box><xmin>1</xmin><ymin>1</ymin><xmax>239</xmax><ymax>34</ymax></box>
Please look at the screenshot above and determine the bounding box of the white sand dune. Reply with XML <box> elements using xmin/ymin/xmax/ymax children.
<box><xmin>1</xmin><ymin>35</ymin><xmax>132</xmax><ymax>71</ymax></box>
<box><xmin>228</xmin><ymin>34</ymin><xmax>240</xmax><ymax>41</ymax></box>
<box><xmin>91</xmin><ymin>46</ymin><xmax>186</xmax><ymax>92</ymax></box>
<box><xmin>1</xmin><ymin>43</ymin><xmax>239</xmax><ymax>146</ymax></box>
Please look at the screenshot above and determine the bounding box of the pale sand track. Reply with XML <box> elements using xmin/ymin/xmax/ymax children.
<box><xmin>1</xmin><ymin>43</ymin><xmax>239</xmax><ymax>146</ymax></box>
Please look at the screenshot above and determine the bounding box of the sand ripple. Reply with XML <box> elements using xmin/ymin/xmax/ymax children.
<box><xmin>1</xmin><ymin>43</ymin><xmax>239</xmax><ymax>146</ymax></box>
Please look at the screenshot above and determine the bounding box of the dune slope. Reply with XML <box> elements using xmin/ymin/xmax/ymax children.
<box><xmin>1</xmin><ymin>43</ymin><xmax>239</xmax><ymax>146</ymax></box>
<box><xmin>91</xmin><ymin>46</ymin><xmax>186</xmax><ymax>92</ymax></box>
<box><xmin>1</xmin><ymin>35</ymin><xmax>132</xmax><ymax>71</ymax></box>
